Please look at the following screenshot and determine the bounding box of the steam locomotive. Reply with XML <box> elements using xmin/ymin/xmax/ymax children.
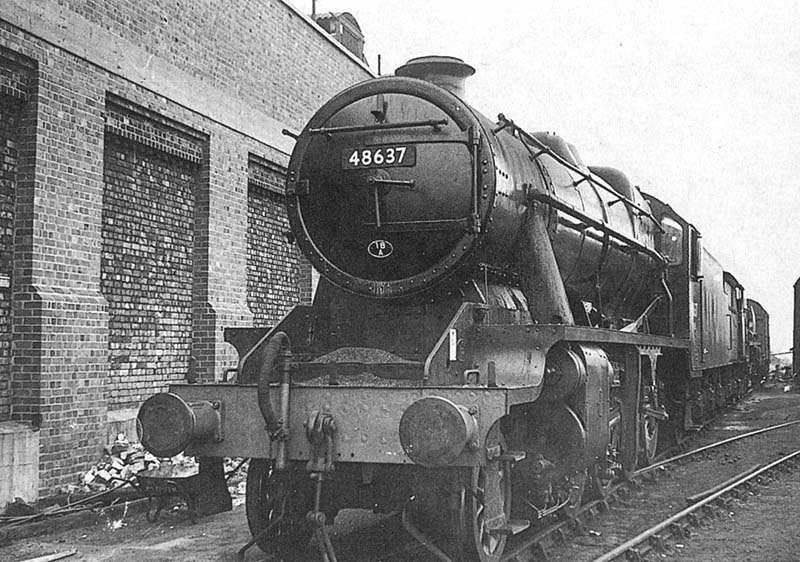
<box><xmin>137</xmin><ymin>56</ymin><xmax>768</xmax><ymax>561</ymax></box>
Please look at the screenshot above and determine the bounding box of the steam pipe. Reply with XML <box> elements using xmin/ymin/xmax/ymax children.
<box><xmin>519</xmin><ymin>210</ymin><xmax>574</xmax><ymax>325</ymax></box>
<box><xmin>276</xmin><ymin>343</ymin><xmax>292</xmax><ymax>471</ymax></box>
<box><xmin>257</xmin><ymin>331</ymin><xmax>292</xmax><ymax>470</ymax></box>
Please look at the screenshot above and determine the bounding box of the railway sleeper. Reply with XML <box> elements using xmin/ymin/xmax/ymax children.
<box><xmin>758</xmin><ymin>474</ymin><xmax>775</xmax><ymax>485</ymax></box>
<box><xmin>625</xmin><ymin>546</ymin><xmax>644</xmax><ymax>562</ymax></box>
<box><xmin>649</xmin><ymin>532</ymin><xmax>668</xmax><ymax>553</ymax></box>
<box><xmin>641</xmin><ymin>471</ymin><xmax>658</xmax><ymax>483</ymax></box>
<box><xmin>532</xmin><ymin>541</ymin><xmax>551</xmax><ymax>562</ymax></box>
<box><xmin>583</xmin><ymin>505</ymin><xmax>600</xmax><ymax>521</ymax></box>
<box><xmin>553</xmin><ymin>527</ymin><xmax>568</xmax><ymax>544</ymax></box>
<box><xmin>570</xmin><ymin>515</ymin><xmax>587</xmax><ymax>535</ymax></box>
<box><xmin>702</xmin><ymin>503</ymin><xmax>722</xmax><ymax>520</ymax></box>
<box><xmin>669</xmin><ymin>521</ymin><xmax>690</xmax><ymax>539</ymax></box>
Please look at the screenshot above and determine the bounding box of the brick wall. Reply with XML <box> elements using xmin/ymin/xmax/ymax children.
<box><xmin>297</xmin><ymin>256</ymin><xmax>317</xmax><ymax>306</ymax></box>
<box><xmin>247</xmin><ymin>155</ymin><xmax>300</xmax><ymax>326</ymax></box>
<box><xmin>102</xmin><ymin>102</ymin><xmax>203</xmax><ymax>406</ymax></box>
<box><xmin>0</xmin><ymin>94</ymin><xmax>21</xmax><ymax>420</ymax></box>
<box><xmin>0</xmin><ymin>0</ymin><xmax>371</xmax><ymax>495</ymax></box>
<box><xmin>55</xmin><ymin>0</ymin><xmax>369</xmax><ymax>131</ymax></box>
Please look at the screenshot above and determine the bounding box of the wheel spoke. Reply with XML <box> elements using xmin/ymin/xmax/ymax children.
<box><xmin>245</xmin><ymin>459</ymin><xmax>312</xmax><ymax>556</ymax></box>
<box><xmin>473</xmin><ymin>462</ymin><xmax>506</xmax><ymax>559</ymax></box>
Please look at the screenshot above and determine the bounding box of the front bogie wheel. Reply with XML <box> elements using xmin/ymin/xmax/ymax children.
<box><xmin>454</xmin><ymin>465</ymin><xmax>507</xmax><ymax>562</ymax></box>
<box><xmin>453</xmin><ymin>423</ymin><xmax>509</xmax><ymax>562</ymax></box>
<box><xmin>639</xmin><ymin>413</ymin><xmax>659</xmax><ymax>467</ymax></box>
<box><xmin>559</xmin><ymin>469</ymin><xmax>588</xmax><ymax>519</ymax></box>
<box><xmin>245</xmin><ymin>458</ymin><xmax>313</xmax><ymax>558</ymax></box>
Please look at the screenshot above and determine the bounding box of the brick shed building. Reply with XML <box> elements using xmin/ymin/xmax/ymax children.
<box><xmin>0</xmin><ymin>0</ymin><xmax>373</xmax><ymax>501</ymax></box>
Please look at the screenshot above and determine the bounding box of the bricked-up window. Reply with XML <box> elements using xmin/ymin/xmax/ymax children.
<box><xmin>246</xmin><ymin>155</ymin><xmax>302</xmax><ymax>326</ymax></box>
<box><xmin>102</xmin><ymin>99</ymin><xmax>204</xmax><ymax>408</ymax></box>
<box><xmin>0</xmin><ymin>95</ymin><xmax>22</xmax><ymax>421</ymax></box>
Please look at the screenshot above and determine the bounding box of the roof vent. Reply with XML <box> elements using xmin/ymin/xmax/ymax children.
<box><xmin>395</xmin><ymin>55</ymin><xmax>475</xmax><ymax>98</ymax></box>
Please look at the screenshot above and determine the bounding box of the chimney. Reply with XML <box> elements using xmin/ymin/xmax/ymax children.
<box><xmin>395</xmin><ymin>55</ymin><xmax>475</xmax><ymax>98</ymax></box>
<box><xmin>313</xmin><ymin>12</ymin><xmax>366</xmax><ymax>62</ymax></box>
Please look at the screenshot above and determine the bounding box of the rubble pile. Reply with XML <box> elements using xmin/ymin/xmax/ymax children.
<box><xmin>75</xmin><ymin>433</ymin><xmax>164</xmax><ymax>494</ymax></box>
<box><xmin>2</xmin><ymin>436</ymin><xmax>249</xmax><ymax>520</ymax></box>
<box><xmin>225</xmin><ymin>458</ymin><xmax>248</xmax><ymax>507</ymax></box>
<box><xmin>77</xmin><ymin>434</ymin><xmax>248</xmax><ymax>505</ymax></box>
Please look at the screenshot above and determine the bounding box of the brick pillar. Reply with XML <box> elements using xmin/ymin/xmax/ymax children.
<box><xmin>191</xmin><ymin>138</ymin><xmax>254</xmax><ymax>381</ymax></box>
<box><xmin>192</xmin><ymin>144</ymin><xmax>215</xmax><ymax>380</ymax></box>
<box><xmin>11</xmin><ymin>55</ymin><xmax>110</xmax><ymax>494</ymax></box>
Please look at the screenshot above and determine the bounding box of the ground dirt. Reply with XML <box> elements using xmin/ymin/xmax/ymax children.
<box><xmin>0</xmin><ymin>503</ymin><xmax>405</xmax><ymax>562</ymax></box>
<box><xmin>662</xmin><ymin>386</ymin><xmax>800</xmax><ymax>562</ymax></box>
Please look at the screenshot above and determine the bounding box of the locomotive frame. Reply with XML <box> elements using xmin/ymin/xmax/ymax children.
<box><xmin>136</xmin><ymin>56</ymin><xmax>765</xmax><ymax>562</ymax></box>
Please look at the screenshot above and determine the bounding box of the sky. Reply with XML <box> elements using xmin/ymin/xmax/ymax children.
<box><xmin>297</xmin><ymin>0</ymin><xmax>800</xmax><ymax>354</ymax></box>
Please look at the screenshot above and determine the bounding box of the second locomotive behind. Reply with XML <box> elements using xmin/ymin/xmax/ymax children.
<box><xmin>136</xmin><ymin>56</ymin><xmax>764</xmax><ymax>562</ymax></box>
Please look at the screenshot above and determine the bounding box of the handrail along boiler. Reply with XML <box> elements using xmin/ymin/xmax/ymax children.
<box><xmin>136</xmin><ymin>56</ymin><xmax>765</xmax><ymax>561</ymax></box>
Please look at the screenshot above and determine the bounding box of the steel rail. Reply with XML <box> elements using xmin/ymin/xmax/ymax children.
<box><xmin>590</xmin><ymin>448</ymin><xmax>800</xmax><ymax>562</ymax></box>
<box><xmin>635</xmin><ymin>419</ymin><xmax>800</xmax><ymax>477</ymax></box>
<box><xmin>684</xmin><ymin>464</ymin><xmax>761</xmax><ymax>505</ymax></box>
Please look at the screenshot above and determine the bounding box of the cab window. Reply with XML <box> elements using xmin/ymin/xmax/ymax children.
<box><xmin>660</xmin><ymin>217</ymin><xmax>683</xmax><ymax>265</ymax></box>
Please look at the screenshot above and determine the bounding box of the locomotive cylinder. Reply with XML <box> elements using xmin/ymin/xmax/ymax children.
<box><xmin>539</xmin><ymin>346</ymin><xmax>588</xmax><ymax>402</ymax></box>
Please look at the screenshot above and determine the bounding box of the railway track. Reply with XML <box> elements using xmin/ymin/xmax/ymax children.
<box><xmin>360</xmin><ymin>389</ymin><xmax>800</xmax><ymax>562</ymax></box>
<box><xmin>496</xmin><ymin>418</ymin><xmax>800</xmax><ymax>562</ymax></box>
<box><xmin>588</xmin><ymin>449</ymin><xmax>800</xmax><ymax>562</ymax></box>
